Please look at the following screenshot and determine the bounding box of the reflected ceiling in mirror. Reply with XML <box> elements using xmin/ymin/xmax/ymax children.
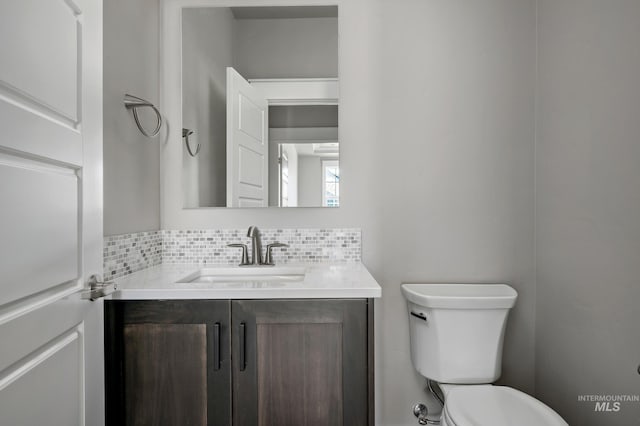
<box><xmin>181</xmin><ymin>5</ymin><xmax>339</xmax><ymax>209</ymax></box>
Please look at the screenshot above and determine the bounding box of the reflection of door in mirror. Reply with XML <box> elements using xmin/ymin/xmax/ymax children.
<box><xmin>181</xmin><ymin>6</ymin><xmax>338</xmax><ymax>208</ymax></box>
<box><xmin>226</xmin><ymin>67</ymin><xmax>269</xmax><ymax>207</ymax></box>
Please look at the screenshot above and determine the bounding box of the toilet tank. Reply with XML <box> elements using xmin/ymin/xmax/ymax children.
<box><xmin>401</xmin><ymin>284</ymin><xmax>517</xmax><ymax>384</ymax></box>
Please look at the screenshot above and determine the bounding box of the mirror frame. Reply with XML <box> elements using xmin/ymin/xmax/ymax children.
<box><xmin>160</xmin><ymin>0</ymin><xmax>340</xmax><ymax>225</ymax></box>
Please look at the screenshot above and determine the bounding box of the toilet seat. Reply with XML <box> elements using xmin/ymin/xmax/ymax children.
<box><xmin>443</xmin><ymin>385</ymin><xmax>567</xmax><ymax>426</ymax></box>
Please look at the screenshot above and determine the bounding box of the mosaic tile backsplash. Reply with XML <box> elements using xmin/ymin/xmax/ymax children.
<box><xmin>104</xmin><ymin>228</ymin><xmax>361</xmax><ymax>278</ymax></box>
<box><xmin>162</xmin><ymin>228</ymin><xmax>361</xmax><ymax>265</ymax></box>
<box><xmin>103</xmin><ymin>231</ymin><xmax>163</xmax><ymax>279</ymax></box>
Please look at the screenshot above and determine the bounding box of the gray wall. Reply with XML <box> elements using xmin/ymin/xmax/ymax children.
<box><xmin>269</xmin><ymin>105</ymin><xmax>338</xmax><ymax>128</ymax></box>
<box><xmin>233</xmin><ymin>17</ymin><xmax>338</xmax><ymax>79</ymax></box>
<box><xmin>371</xmin><ymin>1</ymin><xmax>536</xmax><ymax>422</ymax></box>
<box><xmin>103</xmin><ymin>0</ymin><xmax>161</xmax><ymax>235</ymax></box>
<box><xmin>297</xmin><ymin>156</ymin><xmax>322</xmax><ymax>207</ymax></box>
<box><xmin>535</xmin><ymin>1</ymin><xmax>640</xmax><ymax>424</ymax></box>
<box><xmin>182</xmin><ymin>8</ymin><xmax>233</xmax><ymax>208</ymax></box>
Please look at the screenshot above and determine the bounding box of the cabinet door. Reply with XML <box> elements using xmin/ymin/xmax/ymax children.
<box><xmin>232</xmin><ymin>299</ymin><xmax>370</xmax><ymax>426</ymax></box>
<box><xmin>105</xmin><ymin>300</ymin><xmax>231</xmax><ymax>426</ymax></box>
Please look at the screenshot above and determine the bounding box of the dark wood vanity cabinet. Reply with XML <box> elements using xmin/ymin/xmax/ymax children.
<box><xmin>105</xmin><ymin>299</ymin><xmax>373</xmax><ymax>426</ymax></box>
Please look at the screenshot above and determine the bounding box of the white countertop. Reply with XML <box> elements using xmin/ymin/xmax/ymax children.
<box><xmin>109</xmin><ymin>262</ymin><xmax>381</xmax><ymax>300</ymax></box>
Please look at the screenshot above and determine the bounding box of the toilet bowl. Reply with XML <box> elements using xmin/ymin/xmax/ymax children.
<box><xmin>440</xmin><ymin>385</ymin><xmax>566</xmax><ymax>426</ymax></box>
<box><xmin>401</xmin><ymin>284</ymin><xmax>567</xmax><ymax>425</ymax></box>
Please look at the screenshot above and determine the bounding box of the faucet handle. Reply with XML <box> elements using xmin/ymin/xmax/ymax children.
<box><xmin>264</xmin><ymin>242</ymin><xmax>289</xmax><ymax>266</ymax></box>
<box><xmin>227</xmin><ymin>243</ymin><xmax>251</xmax><ymax>266</ymax></box>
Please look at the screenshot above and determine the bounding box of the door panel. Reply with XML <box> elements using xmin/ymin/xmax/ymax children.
<box><xmin>0</xmin><ymin>0</ymin><xmax>79</xmax><ymax>120</ymax></box>
<box><xmin>226</xmin><ymin>67</ymin><xmax>269</xmax><ymax>207</ymax></box>
<box><xmin>0</xmin><ymin>100</ymin><xmax>82</xmax><ymax>164</ymax></box>
<box><xmin>0</xmin><ymin>154</ymin><xmax>79</xmax><ymax>306</ymax></box>
<box><xmin>232</xmin><ymin>299</ymin><xmax>369</xmax><ymax>426</ymax></box>
<box><xmin>238</xmin><ymin>95</ymin><xmax>265</xmax><ymax>142</ymax></box>
<box><xmin>238</xmin><ymin>198</ymin><xmax>264</xmax><ymax>208</ymax></box>
<box><xmin>0</xmin><ymin>299</ymin><xmax>88</xmax><ymax>372</ymax></box>
<box><xmin>238</xmin><ymin>145</ymin><xmax>265</xmax><ymax>188</ymax></box>
<box><xmin>0</xmin><ymin>0</ymin><xmax>103</xmax><ymax>424</ymax></box>
<box><xmin>0</xmin><ymin>329</ymin><xmax>82</xmax><ymax>426</ymax></box>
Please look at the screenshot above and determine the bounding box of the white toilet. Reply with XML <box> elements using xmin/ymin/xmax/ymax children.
<box><xmin>401</xmin><ymin>283</ymin><xmax>568</xmax><ymax>426</ymax></box>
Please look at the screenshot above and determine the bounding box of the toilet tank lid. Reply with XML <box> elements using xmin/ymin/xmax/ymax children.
<box><xmin>401</xmin><ymin>284</ymin><xmax>517</xmax><ymax>309</ymax></box>
<box><xmin>444</xmin><ymin>386</ymin><xmax>568</xmax><ymax>426</ymax></box>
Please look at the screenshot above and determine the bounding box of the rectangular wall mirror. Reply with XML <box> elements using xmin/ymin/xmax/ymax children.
<box><xmin>180</xmin><ymin>5</ymin><xmax>339</xmax><ymax>208</ymax></box>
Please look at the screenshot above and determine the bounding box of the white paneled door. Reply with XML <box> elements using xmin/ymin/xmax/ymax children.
<box><xmin>226</xmin><ymin>67</ymin><xmax>269</xmax><ymax>207</ymax></box>
<box><xmin>0</xmin><ymin>0</ymin><xmax>104</xmax><ymax>425</ymax></box>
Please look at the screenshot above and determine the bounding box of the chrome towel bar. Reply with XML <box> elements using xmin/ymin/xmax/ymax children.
<box><xmin>183</xmin><ymin>128</ymin><xmax>200</xmax><ymax>157</ymax></box>
<box><xmin>124</xmin><ymin>93</ymin><xmax>162</xmax><ymax>137</ymax></box>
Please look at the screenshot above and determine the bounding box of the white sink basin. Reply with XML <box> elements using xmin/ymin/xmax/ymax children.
<box><xmin>178</xmin><ymin>266</ymin><xmax>306</xmax><ymax>284</ymax></box>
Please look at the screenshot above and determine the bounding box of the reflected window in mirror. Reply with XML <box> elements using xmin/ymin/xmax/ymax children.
<box><xmin>280</xmin><ymin>149</ymin><xmax>290</xmax><ymax>207</ymax></box>
<box><xmin>322</xmin><ymin>160</ymin><xmax>340</xmax><ymax>207</ymax></box>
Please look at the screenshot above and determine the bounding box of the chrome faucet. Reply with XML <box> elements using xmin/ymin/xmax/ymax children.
<box><xmin>227</xmin><ymin>225</ymin><xmax>289</xmax><ymax>266</ymax></box>
<box><xmin>247</xmin><ymin>225</ymin><xmax>263</xmax><ymax>265</ymax></box>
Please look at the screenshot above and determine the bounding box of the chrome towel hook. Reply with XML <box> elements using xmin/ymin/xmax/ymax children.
<box><xmin>124</xmin><ymin>94</ymin><xmax>162</xmax><ymax>137</ymax></box>
<box><xmin>183</xmin><ymin>128</ymin><xmax>200</xmax><ymax>157</ymax></box>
